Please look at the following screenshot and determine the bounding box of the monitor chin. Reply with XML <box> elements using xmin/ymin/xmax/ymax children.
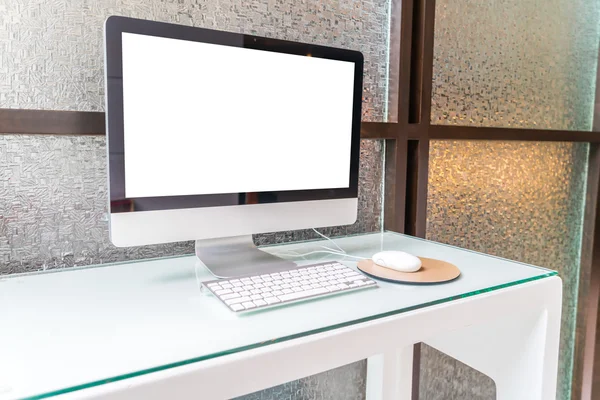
<box><xmin>109</xmin><ymin>197</ymin><xmax>358</xmax><ymax>247</ymax></box>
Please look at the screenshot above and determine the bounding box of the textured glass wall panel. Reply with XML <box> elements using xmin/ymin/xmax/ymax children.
<box><xmin>0</xmin><ymin>137</ymin><xmax>382</xmax><ymax>274</ymax></box>
<box><xmin>425</xmin><ymin>140</ymin><xmax>588</xmax><ymax>399</ymax></box>
<box><xmin>236</xmin><ymin>361</ymin><xmax>366</xmax><ymax>400</ymax></box>
<box><xmin>431</xmin><ymin>0</ymin><xmax>600</xmax><ymax>129</ymax></box>
<box><xmin>0</xmin><ymin>0</ymin><xmax>389</xmax><ymax>122</ymax></box>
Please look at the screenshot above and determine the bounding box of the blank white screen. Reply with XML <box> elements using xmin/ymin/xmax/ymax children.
<box><xmin>122</xmin><ymin>33</ymin><xmax>356</xmax><ymax>198</ymax></box>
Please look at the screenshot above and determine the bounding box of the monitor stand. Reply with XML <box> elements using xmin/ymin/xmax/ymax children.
<box><xmin>195</xmin><ymin>235</ymin><xmax>297</xmax><ymax>278</ymax></box>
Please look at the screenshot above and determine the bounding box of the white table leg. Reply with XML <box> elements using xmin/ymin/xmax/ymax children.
<box><xmin>424</xmin><ymin>279</ymin><xmax>562</xmax><ymax>400</ymax></box>
<box><xmin>366</xmin><ymin>345</ymin><xmax>414</xmax><ymax>400</ymax></box>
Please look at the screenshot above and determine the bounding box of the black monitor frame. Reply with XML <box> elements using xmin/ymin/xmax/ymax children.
<box><xmin>105</xmin><ymin>16</ymin><xmax>364</xmax><ymax>213</ymax></box>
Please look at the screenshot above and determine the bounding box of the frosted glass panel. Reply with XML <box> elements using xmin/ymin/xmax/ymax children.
<box><xmin>426</xmin><ymin>140</ymin><xmax>589</xmax><ymax>399</ymax></box>
<box><xmin>431</xmin><ymin>0</ymin><xmax>600</xmax><ymax>130</ymax></box>
<box><xmin>0</xmin><ymin>0</ymin><xmax>390</xmax><ymax>122</ymax></box>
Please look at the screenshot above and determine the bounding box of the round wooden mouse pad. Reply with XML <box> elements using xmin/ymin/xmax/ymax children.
<box><xmin>357</xmin><ymin>257</ymin><xmax>460</xmax><ymax>284</ymax></box>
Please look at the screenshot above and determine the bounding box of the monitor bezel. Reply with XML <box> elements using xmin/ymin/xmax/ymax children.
<box><xmin>105</xmin><ymin>16</ymin><xmax>363</xmax><ymax>214</ymax></box>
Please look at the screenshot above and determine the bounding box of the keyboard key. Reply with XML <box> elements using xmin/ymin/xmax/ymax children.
<box><xmin>281</xmin><ymin>283</ymin><xmax>292</xmax><ymax>289</ymax></box>
<box><xmin>225</xmin><ymin>296</ymin><xmax>252</xmax><ymax>305</ymax></box>
<box><xmin>271</xmin><ymin>285</ymin><xmax>282</xmax><ymax>290</ymax></box>
<box><xmin>251</xmin><ymin>289</ymin><xmax>262</xmax><ymax>294</ymax></box>
<box><xmin>230</xmin><ymin>304</ymin><xmax>245</xmax><ymax>311</ymax></box>
<box><xmin>241</xmin><ymin>278</ymin><xmax>252</xmax><ymax>284</ymax></box>
<box><xmin>272</xmin><ymin>290</ymin><xmax>284</xmax><ymax>296</ymax></box>
<box><xmin>262</xmin><ymin>276</ymin><xmax>273</xmax><ymax>282</ymax></box>
<box><xmin>242</xmin><ymin>301</ymin><xmax>256</xmax><ymax>309</ymax></box>
<box><xmin>254</xmin><ymin>283</ymin><xmax>265</xmax><ymax>288</ymax></box>
<box><xmin>293</xmin><ymin>286</ymin><xmax>304</xmax><ymax>292</ymax></box>
<box><xmin>254</xmin><ymin>299</ymin><xmax>267</xmax><ymax>306</ymax></box>
<box><xmin>209</xmin><ymin>286</ymin><xmax>222</xmax><ymax>292</ymax></box>
<box><xmin>346</xmin><ymin>274</ymin><xmax>363</xmax><ymax>281</ymax></box>
<box><xmin>207</xmin><ymin>282</ymin><xmax>221</xmax><ymax>288</ymax></box>
<box><xmin>337</xmin><ymin>283</ymin><xmax>349</xmax><ymax>289</ymax></box>
<box><xmin>326</xmin><ymin>285</ymin><xmax>340</xmax><ymax>292</ymax></box>
<box><xmin>282</xmin><ymin>288</ymin><xmax>293</xmax><ymax>294</ymax></box>
<box><xmin>230</xmin><ymin>279</ymin><xmax>241</xmax><ymax>284</ymax></box>
<box><xmin>240</xmin><ymin>290</ymin><xmax>251</xmax><ymax>296</ymax></box>
<box><xmin>232</xmin><ymin>287</ymin><xmax>244</xmax><ymax>292</ymax></box>
<box><xmin>311</xmin><ymin>284</ymin><xmax>323</xmax><ymax>289</ymax></box>
<box><xmin>264</xmin><ymin>297</ymin><xmax>281</xmax><ymax>304</ymax></box>
<box><xmin>243</xmin><ymin>285</ymin><xmax>254</xmax><ymax>291</ymax></box>
<box><xmin>251</xmin><ymin>277</ymin><xmax>263</xmax><ymax>283</ymax></box>
<box><xmin>221</xmin><ymin>293</ymin><xmax>240</xmax><ymax>300</ymax></box>
<box><xmin>215</xmin><ymin>289</ymin><xmax>232</xmax><ymax>296</ymax></box>
<box><xmin>221</xmin><ymin>283</ymin><xmax>233</xmax><ymax>289</ymax></box>
<box><xmin>232</xmin><ymin>281</ymin><xmax>244</xmax><ymax>287</ymax></box>
<box><xmin>278</xmin><ymin>287</ymin><xmax>329</xmax><ymax>301</ymax></box>
<box><xmin>250</xmin><ymin>294</ymin><xmax>263</xmax><ymax>300</ymax></box>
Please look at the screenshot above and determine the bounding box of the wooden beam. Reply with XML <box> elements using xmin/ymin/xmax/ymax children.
<box><xmin>0</xmin><ymin>109</ymin><xmax>414</xmax><ymax>141</ymax></box>
<box><xmin>384</xmin><ymin>138</ymin><xmax>408</xmax><ymax>233</ymax></box>
<box><xmin>0</xmin><ymin>109</ymin><xmax>105</xmax><ymax>135</ymax></box>
<box><xmin>404</xmin><ymin>139</ymin><xmax>430</xmax><ymax>237</ymax></box>
<box><xmin>397</xmin><ymin>0</ymin><xmax>415</xmax><ymax>127</ymax></box>
<box><xmin>429</xmin><ymin>124</ymin><xmax>600</xmax><ymax>142</ymax></box>
<box><xmin>408</xmin><ymin>0</ymin><xmax>436</xmax><ymax>126</ymax></box>
<box><xmin>361</xmin><ymin>122</ymin><xmax>399</xmax><ymax>139</ymax></box>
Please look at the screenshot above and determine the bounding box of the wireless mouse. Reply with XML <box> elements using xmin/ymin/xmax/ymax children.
<box><xmin>371</xmin><ymin>251</ymin><xmax>422</xmax><ymax>273</ymax></box>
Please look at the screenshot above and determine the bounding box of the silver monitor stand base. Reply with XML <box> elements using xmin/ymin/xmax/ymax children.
<box><xmin>195</xmin><ymin>235</ymin><xmax>297</xmax><ymax>278</ymax></box>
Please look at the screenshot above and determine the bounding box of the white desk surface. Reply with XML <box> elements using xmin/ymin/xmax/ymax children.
<box><xmin>0</xmin><ymin>231</ymin><xmax>555</xmax><ymax>400</ymax></box>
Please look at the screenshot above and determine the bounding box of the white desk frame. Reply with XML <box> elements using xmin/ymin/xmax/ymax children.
<box><xmin>62</xmin><ymin>276</ymin><xmax>561</xmax><ymax>400</ymax></box>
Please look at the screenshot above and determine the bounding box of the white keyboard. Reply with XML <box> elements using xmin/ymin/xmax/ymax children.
<box><xmin>203</xmin><ymin>261</ymin><xmax>378</xmax><ymax>312</ymax></box>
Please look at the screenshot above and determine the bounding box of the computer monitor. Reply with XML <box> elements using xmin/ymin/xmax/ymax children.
<box><xmin>104</xmin><ymin>16</ymin><xmax>364</xmax><ymax>277</ymax></box>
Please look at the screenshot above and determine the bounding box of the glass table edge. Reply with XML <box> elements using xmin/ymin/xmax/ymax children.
<box><xmin>22</xmin><ymin>270</ymin><xmax>557</xmax><ymax>400</ymax></box>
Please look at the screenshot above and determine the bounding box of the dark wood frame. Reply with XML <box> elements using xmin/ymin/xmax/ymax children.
<box><xmin>1</xmin><ymin>0</ymin><xmax>599</xmax><ymax>398</ymax></box>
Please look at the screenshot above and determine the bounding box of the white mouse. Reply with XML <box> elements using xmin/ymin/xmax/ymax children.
<box><xmin>372</xmin><ymin>251</ymin><xmax>422</xmax><ymax>273</ymax></box>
